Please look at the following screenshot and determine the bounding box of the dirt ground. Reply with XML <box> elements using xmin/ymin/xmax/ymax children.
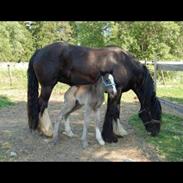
<box><xmin>0</xmin><ymin>93</ymin><xmax>161</xmax><ymax>162</ymax></box>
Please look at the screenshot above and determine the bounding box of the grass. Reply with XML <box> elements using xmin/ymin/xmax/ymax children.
<box><xmin>129</xmin><ymin>113</ymin><xmax>183</xmax><ymax>161</ymax></box>
<box><xmin>0</xmin><ymin>68</ymin><xmax>27</xmax><ymax>89</ymax></box>
<box><xmin>157</xmin><ymin>84</ymin><xmax>183</xmax><ymax>104</ymax></box>
<box><xmin>0</xmin><ymin>95</ymin><xmax>15</xmax><ymax>109</ymax></box>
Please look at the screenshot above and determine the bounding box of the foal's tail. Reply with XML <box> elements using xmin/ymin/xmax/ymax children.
<box><xmin>27</xmin><ymin>50</ymin><xmax>40</xmax><ymax>130</ymax></box>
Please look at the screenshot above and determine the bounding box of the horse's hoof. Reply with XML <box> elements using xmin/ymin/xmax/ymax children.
<box><xmin>115</xmin><ymin>130</ymin><xmax>128</xmax><ymax>138</ymax></box>
<box><xmin>102</xmin><ymin>132</ymin><xmax>118</xmax><ymax>143</ymax></box>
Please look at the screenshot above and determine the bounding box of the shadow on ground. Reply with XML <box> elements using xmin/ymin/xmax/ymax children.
<box><xmin>0</xmin><ymin>99</ymin><xmax>160</xmax><ymax>162</ymax></box>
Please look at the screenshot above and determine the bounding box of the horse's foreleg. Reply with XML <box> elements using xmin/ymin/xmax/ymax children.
<box><xmin>113</xmin><ymin>93</ymin><xmax>128</xmax><ymax>137</ymax></box>
<box><xmin>102</xmin><ymin>89</ymin><xmax>123</xmax><ymax>143</ymax></box>
<box><xmin>95</xmin><ymin>109</ymin><xmax>105</xmax><ymax>145</ymax></box>
<box><xmin>38</xmin><ymin>86</ymin><xmax>54</xmax><ymax>137</ymax></box>
<box><xmin>113</xmin><ymin>119</ymin><xmax>128</xmax><ymax>137</ymax></box>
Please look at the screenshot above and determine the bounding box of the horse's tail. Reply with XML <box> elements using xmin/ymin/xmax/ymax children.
<box><xmin>27</xmin><ymin>50</ymin><xmax>40</xmax><ymax>130</ymax></box>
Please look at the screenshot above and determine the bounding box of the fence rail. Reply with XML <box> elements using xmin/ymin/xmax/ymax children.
<box><xmin>0</xmin><ymin>62</ymin><xmax>28</xmax><ymax>69</ymax></box>
<box><xmin>140</xmin><ymin>60</ymin><xmax>183</xmax><ymax>114</ymax></box>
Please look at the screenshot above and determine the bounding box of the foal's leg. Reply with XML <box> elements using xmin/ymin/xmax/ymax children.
<box><xmin>63</xmin><ymin>102</ymin><xmax>82</xmax><ymax>137</ymax></box>
<box><xmin>63</xmin><ymin>116</ymin><xmax>75</xmax><ymax>137</ymax></box>
<box><xmin>81</xmin><ymin>106</ymin><xmax>91</xmax><ymax>148</ymax></box>
<box><xmin>53</xmin><ymin>101</ymin><xmax>76</xmax><ymax>143</ymax></box>
<box><xmin>95</xmin><ymin>109</ymin><xmax>105</xmax><ymax>145</ymax></box>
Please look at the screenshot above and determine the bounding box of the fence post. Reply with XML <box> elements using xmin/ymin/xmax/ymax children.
<box><xmin>153</xmin><ymin>60</ymin><xmax>157</xmax><ymax>91</ymax></box>
<box><xmin>7</xmin><ymin>64</ymin><xmax>12</xmax><ymax>87</ymax></box>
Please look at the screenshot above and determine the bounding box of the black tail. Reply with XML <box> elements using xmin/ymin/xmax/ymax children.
<box><xmin>27</xmin><ymin>50</ymin><xmax>39</xmax><ymax>130</ymax></box>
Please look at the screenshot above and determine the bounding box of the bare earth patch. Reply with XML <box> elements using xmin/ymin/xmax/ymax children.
<box><xmin>0</xmin><ymin>92</ymin><xmax>161</xmax><ymax>161</ymax></box>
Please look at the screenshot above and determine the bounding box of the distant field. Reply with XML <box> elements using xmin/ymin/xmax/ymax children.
<box><xmin>0</xmin><ymin>66</ymin><xmax>182</xmax><ymax>107</ymax></box>
<box><xmin>157</xmin><ymin>84</ymin><xmax>183</xmax><ymax>104</ymax></box>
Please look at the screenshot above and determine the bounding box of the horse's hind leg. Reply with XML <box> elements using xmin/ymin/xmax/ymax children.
<box><xmin>38</xmin><ymin>85</ymin><xmax>54</xmax><ymax>137</ymax></box>
<box><xmin>95</xmin><ymin>109</ymin><xmax>105</xmax><ymax>145</ymax></box>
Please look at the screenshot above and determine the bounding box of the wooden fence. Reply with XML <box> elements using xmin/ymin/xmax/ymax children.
<box><xmin>140</xmin><ymin>60</ymin><xmax>183</xmax><ymax>115</ymax></box>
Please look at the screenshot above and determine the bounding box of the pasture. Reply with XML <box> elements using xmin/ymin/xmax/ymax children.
<box><xmin>0</xmin><ymin>64</ymin><xmax>183</xmax><ymax>161</ymax></box>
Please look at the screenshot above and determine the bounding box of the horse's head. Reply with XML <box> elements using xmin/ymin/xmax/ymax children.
<box><xmin>138</xmin><ymin>81</ymin><xmax>161</xmax><ymax>136</ymax></box>
<box><xmin>136</xmin><ymin>65</ymin><xmax>162</xmax><ymax>136</ymax></box>
<box><xmin>100</xmin><ymin>71</ymin><xmax>117</xmax><ymax>98</ymax></box>
<box><xmin>139</xmin><ymin>99</ymin><xmax>161</xmax><ymax>136</ymax></box>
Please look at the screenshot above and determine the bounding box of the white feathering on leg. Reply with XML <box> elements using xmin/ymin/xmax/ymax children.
<box><xmin>39</xmin><ymin>108</ymin><xmax>53</xmax><ymax>137</ymax></box>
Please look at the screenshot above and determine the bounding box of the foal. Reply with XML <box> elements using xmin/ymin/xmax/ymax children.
<box><xmin>53</xmin><ymin>72</ymin><xmax>117</xmax><ymax>148</ymax></box>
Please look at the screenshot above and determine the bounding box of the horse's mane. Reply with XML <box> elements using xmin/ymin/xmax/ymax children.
<box><xmin>139</xmin><ymin>65</ymin><xmax>162</xmax><ymax>120</ymax></box>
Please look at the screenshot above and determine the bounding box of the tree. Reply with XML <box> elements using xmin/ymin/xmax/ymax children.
<box><xmin>74</xmin><ymin>21</ymin><xmax>107</xmax><ymax>47</ymax></box>
<box><xmin>106</xmin><ymin>21</ymin><xmax>182</xmax><ymax>61</ymax></box>
<box><xmin>105</xmin><ymin>21</ymin><xmax>135</xmax><ymax>50</ymax></box>
<box><xmin>1</xmin><ymin>21</ymin><xmax>183</xmax><ymax>62</ymax></box>
<box><xmin>0</xmin><ymin>22</ymin><xmax>12</xmax><ymax>61</ymax></box>
<box><xmin>0</xmin><ymin>22</ymin><xmax>34</xmax><ymax>62</ymax></box>
<box><xmin>29</xmin><ymin>21</ymin><xmax>75</xmax><ymax>49</ymax></box>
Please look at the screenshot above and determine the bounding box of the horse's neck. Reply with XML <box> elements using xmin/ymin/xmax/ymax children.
<box><xmin>133</xmin><ymin>73</ymin><xmax>151</xmax><ymax>110</ymax></box>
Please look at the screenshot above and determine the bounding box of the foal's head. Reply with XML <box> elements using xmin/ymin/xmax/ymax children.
<box><xmin>100</xmin><ymin>72</ymin><xmax>117</xmax><ymax>98</ymax></box>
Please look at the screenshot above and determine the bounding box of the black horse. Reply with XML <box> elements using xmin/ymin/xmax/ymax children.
<box><xmin>27</xmin><ymin>42</ymin><xmax>162</xmax><ymax>142</ymax></box>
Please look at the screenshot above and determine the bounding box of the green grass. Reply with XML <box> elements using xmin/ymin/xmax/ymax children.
<box><xmin>129</xmin><ymin>113</ymin><xmax>183</xmax><ymax>161</ymax></box>
<box><xmin>0</xmin><ymin>95</ymin><xmax>15</xmax><ymax>109</ymax></box>
<box><xmin>0</xmin><ymin>68</ymin><xmax>27</xmax><ymax>89</ymax></box>
<box><xmin>157</xmin><ymin>84</ymin><xmax>183</xmax><ymax>104</ymax></box>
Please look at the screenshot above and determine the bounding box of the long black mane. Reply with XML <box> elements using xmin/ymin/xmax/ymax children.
<box><xmin>130</xmin><ymin>63</ymin><xmax>162</xmax><ymax>136</ymax></box>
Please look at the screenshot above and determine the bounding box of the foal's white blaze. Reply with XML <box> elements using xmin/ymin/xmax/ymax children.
<box><xmin>39</xmin><ymin>108</ymin><xmax>53</xmax><ymax>137</ymax></box>
<box><xmin>113</xmin><ymin>119</ymin><xmax>128</xmax><ymax>136</ymax></box>
<box><xmin>108</xmin><ymin>74</ymin><xmax>117</xmax><ymax>95</ymax></box>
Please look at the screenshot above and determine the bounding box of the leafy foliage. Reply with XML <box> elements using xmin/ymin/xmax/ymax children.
<box><xmin>1</xmin><ymin>21</ymin><xmax>183</xmax><ymax>62</ymax></box>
